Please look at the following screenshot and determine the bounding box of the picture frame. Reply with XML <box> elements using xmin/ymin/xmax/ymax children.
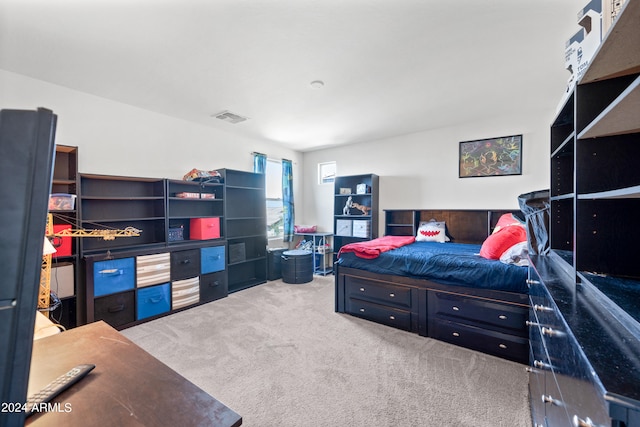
<box><xmin>459</xmin><ymin>134</ymin><xmax>522</xmax><ymax>178</ymax></box>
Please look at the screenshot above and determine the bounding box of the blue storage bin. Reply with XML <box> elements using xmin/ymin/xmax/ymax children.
<box><xmin>137</xmin><ymin>283</ymin><xmax>171</xmax><ymax>320</ymax></box>
<box><xmin>94</xmin><ymin>257</ymin><xmax>135</xmax><ymax>297</ymax></box>
<box><xmin>201</xmin><ymin>245</ymin><xmax>225</xmax><ymax>274</ymax></box>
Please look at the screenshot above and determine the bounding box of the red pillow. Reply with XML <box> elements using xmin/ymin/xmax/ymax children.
<box><xmin>480</xmin><ymin>225</ymin><xmax>527</xmax><ymax>260</ymax></box>
<box><xmin>493</xmin><ymin>213</ymin><xmax>521</xmax><ymax>233</ymax></box>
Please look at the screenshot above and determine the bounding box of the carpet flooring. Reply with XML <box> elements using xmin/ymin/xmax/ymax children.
<box><xmin>122</xmin><ymin>275</ymin><xmax>531</xmax><ymax>427</ymax></box>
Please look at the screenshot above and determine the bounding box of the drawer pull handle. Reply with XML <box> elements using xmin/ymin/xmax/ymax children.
<box><xmin>209</xmin><ymin>280</ymin><xmax>220</xmax><ymax>287</ymax></box>
<box><xmin>533</xmin><ymin>360</ymin><xmax>550</xmax><ymax>370</ymax></box>
<box><xmin>107</xmin><ymin>304</ymin><xmax>125</xmax><ymax>313</ymax></box>
<box><xmin>359</xmin><ymin>308</ymin><xmax>365</xmax><ymax>312</ymax></box>
<box><xmin>526</xmin><ymin>279</ymin><xmax>540</xmax><ymax>285</ymax></box>
<box><xmin>389</xmin><ymin>293</ymin><xmax>395</xmax><ymax>298</ymax></box>
<box><xmin>99</xmin><ymin>269</ymin><xmax>122</xmax><ymax>275</ymax></box>
<box><xmin>452</xmin><ymin>332</ymin><xmax>460</xmax><ymax>337</ymax></box>
<box><xmin>542</xmin><ymin>327</ymin><xmax>564</xmax><ymax>337</ymax></box>
<box><xmin>572</xmin><ymin>415</ymin><xmax>597</xmax><ymax>427</ymax></box>
<box><xmin>452</xmin><ymin>306</ymin><xmax>460</xmax><ymax>311</ymax></box>
<box><xmin>542</xmin><ymin>394</ymin><xmax>562</xmax><ymax>406</ymax></box>
<box><xmin>389</xmin><ymin>315</ymin><xmax>395</xmax><ymax>320</ymax></box>
<box><xmin>498</xmin><ymin>343</ymin><xmax>507</xmax><ymax>349</ymax></box>
<box><xmin>498</xmin><ymin>315</ymin><xmax>507</xmax><ymax>320</ymax></box>
<box><xmin>525</xmin><ymin>321</ymin><xmax>540</xmax><ymax>327</ymax></box>
<box><xmin>534</xmin><ymin>304</ymin><xmax>554</xmax><ymax>313</ymax></box>
<box><xmin>359</xmin><ymin>287</ymin><xmax>365</xmax><ymax>292</ymax></box>
<box><xmin>180</xmin><ymin>259</ymin><xmax>191</xmax><ymax>264</ymax></box>
<box><xmin>147</xmin><ymin>296</ymin><xmax>163</xmax><ymax>304</ymax></box>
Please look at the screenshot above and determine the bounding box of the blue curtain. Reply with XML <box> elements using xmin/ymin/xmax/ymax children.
<box><xmin>253</xmin><ymin>152</ymin><xmax>266</xmax><ymax>174</ymax></box>
<box><xmin>282</xmin><ymin>159</ymin><xmax>294</xmax><ymax>242</ymax></box>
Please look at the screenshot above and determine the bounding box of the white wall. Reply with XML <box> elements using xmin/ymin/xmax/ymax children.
<box><xmin>303</xmin><ymin>109</ymin><xmax>554</xmax><ymax>236</ymax></box>
<box><xmin>1</xmin><ymin>68</ymin><xmax>557</xmax><ymax>239</ymax></box>
<box><xmin>0</xmin><ymin>69</ymin><xmax>304</xmax><ymax>220</ymax></box>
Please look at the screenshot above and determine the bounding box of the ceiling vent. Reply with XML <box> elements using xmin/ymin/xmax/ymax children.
<box><xmin>213</xmin><ymin>110</ymin><xmax>249</xmax><ymax>124</ymax></box>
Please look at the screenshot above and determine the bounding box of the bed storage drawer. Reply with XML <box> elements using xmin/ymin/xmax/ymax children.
<box><xmin>345</xmin><ymin>298</ymin><xmax>411</xmax><ymax>331</ymax></box>
<box><xmin>428</xmin><ymin>290</ymin><xmax>527</xmax><ymax>336</ymax></box>
<box><xmin>345</xmin><ymin>277</ymin><xmax>411</xmax><ymax>308</ymax></box>
<box><xmin>429</xmin><ymin>318</ymin><xmax>528</xmax><ymax>363</ymax></box>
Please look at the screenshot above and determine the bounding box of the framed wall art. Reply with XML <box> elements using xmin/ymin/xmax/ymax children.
<box><xmin>459</xmin><ymin>134</ymin><xmax>522</xmax><ymax>178</ymax></box>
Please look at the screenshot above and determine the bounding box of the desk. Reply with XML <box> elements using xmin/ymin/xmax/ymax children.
<box><xmin>26</xmin><ymin>321</ymin><xmax>242</xmax><ymax>426</ymax></box>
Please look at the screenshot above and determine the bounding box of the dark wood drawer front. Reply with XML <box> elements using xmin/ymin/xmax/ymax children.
<box><xmin>94</xmin><ymin>290</ymin><xmax>135</xmax><ymax>328</ymax></box>
<box><xmin>429</xmin><ymin>318</ymin><xmax>528</xmax><ymax>364</ymax></box>
<box><xmin>200</xmin><ymin>271</ymin><xmax>228</xmax><ymax>303</ymax></box>
<box><xmin>345</xmin><ymin>298</ymin><xmax>411</xmax><ymax>331</ymax></box>
<box><xmin>170</xmin><ymin>249</ymin><xmax>200</xmax><ymax>280</ymax></box>
<box><xmin>429</xmin><ymin>291</ymin><xmax>527</xmax><ymax>336</ymax></box>
<box><xmin>345</xmin><ymin>277</ymin><xmax>411</xmax><ymax>308</ymax></box>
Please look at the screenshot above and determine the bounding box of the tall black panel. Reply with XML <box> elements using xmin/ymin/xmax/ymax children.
<box><xmin>0</xmin><ymin>108</ymin><xmax>57</xmax><ymax>427</ymax></box>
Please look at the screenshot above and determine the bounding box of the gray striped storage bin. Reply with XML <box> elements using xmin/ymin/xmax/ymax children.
<box><xmin>136</xmin><ymin>253</ymin><xmax>171</xmax><ymax>288</ymax></box>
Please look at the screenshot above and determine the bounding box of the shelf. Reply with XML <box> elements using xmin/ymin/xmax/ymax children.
<box><xmin>578</xmin><ymin>185</ymin><xmax>640</xmax><ymax>199</ymax></box>
<box><xmin>550</xmin><ymin>132</ymin><xmax>575</xmax><ymax>158</ymax></box>
<box><xmin>550</xmin><ymin>193</ymin><xmax>575</xmax><ymax>201</ymax></box>
<box><xmin>580</xmin><ymin>0</ymin><xmax>640</xmax><ymax>84</ymax></box>
<box><xmin>578</xmin><ymin>75</ymin><xmax>640</xmax><ymax>139</ymax></box>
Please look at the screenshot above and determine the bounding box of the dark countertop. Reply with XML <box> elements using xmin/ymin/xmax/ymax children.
<box><xmin>530</xmin><ymin>255</ymin><xmax>640</xmax><ymax>406</ymax></box>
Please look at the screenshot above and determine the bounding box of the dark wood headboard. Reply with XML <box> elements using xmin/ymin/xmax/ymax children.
<box><xmin>385</xmin><ymin>209</ymin><xmax>520</xmax><ymax>244</ymax></box>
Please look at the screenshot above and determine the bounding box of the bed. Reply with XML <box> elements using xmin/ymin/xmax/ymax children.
<box><xmin>334</xmin><ymin>209</ymin><xmax>530</xmax><ymax>363</ymax></box>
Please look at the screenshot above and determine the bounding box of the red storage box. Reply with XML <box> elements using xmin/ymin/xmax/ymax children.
<box><xmin>190</xmin><ymin>217</ymin><xmax>220</xmax><ymax>240</ymax></box>
<box><xmin>52</xmin><ymin>224</ymin><xmax>72</xmax><ymax>258</ymax></box>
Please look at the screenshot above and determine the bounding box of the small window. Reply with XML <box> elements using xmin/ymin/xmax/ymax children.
<box><xmin>266</xmin><ymin>159</ymin><xmax>284</xmax><ymax>239</ymax></box>
<box><xmin>318</xmin><ymin>161</ymin><xmax>336</xmax><ymax>184</ymax></box>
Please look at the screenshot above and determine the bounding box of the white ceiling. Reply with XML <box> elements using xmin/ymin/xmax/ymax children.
<box><xmin>0</xmin><ymin>0</ymin><xmax>583</xmax><ymax>152</ymax></box>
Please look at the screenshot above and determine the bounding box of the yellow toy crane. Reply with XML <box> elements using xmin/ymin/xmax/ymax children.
<box><xmin>39</xmin><ymin>214</ymin><xmax>141</xmax><ymax>316</ymax></box>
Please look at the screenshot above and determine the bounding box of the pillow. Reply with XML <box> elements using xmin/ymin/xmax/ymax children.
<box><xmin>416</xmin><ymin>220</ymin><xmax>450</xmax><ymax>243</ymax></box>
<box><xmin>480</xmin><ymin>223</ymin><xmax>527</xmax><ymax>260</ymax></box>
<box><xmin>492</xmin><ymin>213</ymin><xmax>524</xmax><ymax>234</ymax></box>
<box><xmin>499</xmin><ymin>241</ymin><xmax>529</xmax><ymax>266</ymax></box>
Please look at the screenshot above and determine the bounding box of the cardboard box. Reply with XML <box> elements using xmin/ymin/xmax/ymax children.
<box><xmin>50</xmin><ymin>263</ymin><xmax>74</xmax><ymax>299</ymax></box>
<box><xmin>564</xmin><ymin>0</ymin><xmax>602</xmax><ymax>90</ymax></box>
<box><xmin>190</xmin><ymin>217</ymin><xmax>220</xmax><ymax>240</ymax></box>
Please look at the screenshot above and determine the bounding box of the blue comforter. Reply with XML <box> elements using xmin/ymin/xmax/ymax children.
<box><xmin>337</xmin><ymin>241</ymin><xmax>528</xmax><ymax>293</ymax></box>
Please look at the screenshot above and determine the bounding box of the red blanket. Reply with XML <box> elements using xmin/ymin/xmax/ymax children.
<box><xmin>338</xmin><ymin>235</ymin><xmax>416</xmax><ymax>259</ymax></box>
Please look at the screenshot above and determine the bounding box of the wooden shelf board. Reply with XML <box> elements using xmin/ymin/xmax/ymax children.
<box><xmin>579</xmin><ymin>76</ymin><xmax>640</xmax><ymax>139</ymax></box>
<box><xmin>578</xmin><ymin>185</ymin><xmax>640</xmax><ymax>199</ymax></box>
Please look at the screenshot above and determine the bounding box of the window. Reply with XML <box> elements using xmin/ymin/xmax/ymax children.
<box><xmin>266</xmin><ymin>159</ymin><xmax>284</xmax><ymax>239</ymax></box>
<box><xmin>318</xmin><ymin>161</ymin><xmax>336</xmax><ymax>184</ymax></box>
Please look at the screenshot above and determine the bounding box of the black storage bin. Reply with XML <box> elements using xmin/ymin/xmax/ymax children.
<box><xmin>281</xmin><ymin>250</ymin><xmax>313</xmax><ymax>284</ymax></box>
<box><xmin>94</xmin><ymin>290</ymin><xmax>135</xmax><ymax>328</ymax></box>
<box><xmin>268</xmin><ymin>248</ymin><xmax>287</xmax><ymax>280</ymax></box>
<box><xmin>170</xmin><ymin>249</ymin><xmax>200</xmax><ymax>280</ymax></box>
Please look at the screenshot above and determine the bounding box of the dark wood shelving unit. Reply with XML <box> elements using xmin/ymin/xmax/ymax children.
<box><xmin>333</xmin><ymin>174</ymin><xmax>379</xmax><ymax>256</ymax></box>
<box><xmin>529</xmin><ymin>2</ymin><xmax>640</xmax><ymax>425</ymax></box>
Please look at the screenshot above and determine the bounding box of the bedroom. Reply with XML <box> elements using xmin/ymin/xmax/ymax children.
<box><xmin>2</xmin><ymin>1</ymin><xmax>639</xmax><ymax>426</ymax></box>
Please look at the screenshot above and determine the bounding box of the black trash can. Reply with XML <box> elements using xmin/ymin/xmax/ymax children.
<box><xmin>281</xmin><ymin>250</ymin><xmax>313</xmax><ymax>284</ymax></box>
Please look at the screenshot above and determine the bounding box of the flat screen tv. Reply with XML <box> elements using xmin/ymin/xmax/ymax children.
<box><xmin>0</xmin><ymin>108</ymin><xmax>57</xmax><ymax>427</ymax></box>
